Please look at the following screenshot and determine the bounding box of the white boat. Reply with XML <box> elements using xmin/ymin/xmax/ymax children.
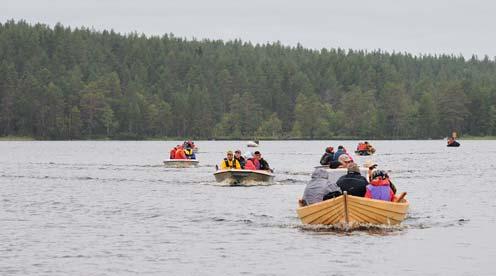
<box><xmin>213</xmin><ymin>169</ymin><xmax>274</xmax><ymax>185</ymax></box>
<box><xmin>247</xmin><ymin>141</ymin><xmax>259</xmax><ymax>147</ymax></box>
<box><xmin>163</xmin><ymin>159</ymin><xmax>199</xmax><ymax>168</ymax></box>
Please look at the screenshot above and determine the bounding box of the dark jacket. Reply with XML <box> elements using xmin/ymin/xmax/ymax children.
<box><xmin>259</xmin><ymin>158</ymin><xmax>270</xmax><ymax>171</ymax></box>
<box><xmin>329</xmin><ymin>160</ymin><xmax>342</xmax><ymax>169</ymax></box>
<box><xmin>302</xmin><ymin>168</ymin><xmax>342</xmax><ymax>205</ymax></box>
<box><xmin>319</xmin><ymin>152</ymin><xmax>334</xmax><ymax>165</ymax></box>
<box><xmin>235</xmin><ymin>156</ymin><xmax>246</xmax><ymax>169</ymax></box>
<box><xmin>336</xmin><ymin>172</ymin><xmax>368</xmax><ymax>197</ymax></box>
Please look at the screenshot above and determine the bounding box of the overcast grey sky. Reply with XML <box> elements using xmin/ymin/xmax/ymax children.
<box><xmin>2</xmin><ymin>0</ymin><xmax>495</xmax><ymax>58</ymax></box>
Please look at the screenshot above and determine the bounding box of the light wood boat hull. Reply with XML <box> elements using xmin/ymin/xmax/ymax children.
<box><xmin>163</xmin><ymin>159</ymin><xmax>199</xmax><ymax>168</ymax></box>
<box><xmin>214</xmin><ymin>169</ymin><xmax>274</xmax><ymax>185</ymax></box>
<box><xmin>297</xmin><ymin>193</ymin><xmax>408</xmax><ymax>227</ymax></box>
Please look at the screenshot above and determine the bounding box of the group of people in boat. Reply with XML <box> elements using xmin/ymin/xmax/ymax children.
<box><xmin>320</xmin><ymin>145</ymin><xmax>355</xmax><ymax>168</ymax></box>
<box><xmin>220</xmin><ymin>150</ymin><xmax>271</xmax><ymax>171</ymax></box>
<box><xmin>355</xmin><ymin>141</ymin><xmax>375</xmax><ymax>154</ymax></box>
<box><xmin>302</xmin><ymin>153</ymin><xmax>396</xmax><ymax>206</ymax></box>
<box><xmin>169</xmin><ymin>141</ymin><xmax>197</xmax><ymax>160</ymax></box>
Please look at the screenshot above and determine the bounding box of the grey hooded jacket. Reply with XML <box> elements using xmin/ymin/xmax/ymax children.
<box><xmin>302</xmin><ymin>168</ymin><xmax>342</xmax><ymax>205</ymax></box>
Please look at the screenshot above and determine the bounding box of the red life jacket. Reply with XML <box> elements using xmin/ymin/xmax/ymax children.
<box><xmin>175</xmin><ymin>148</ymin><xmax>187</xmax><ymax>159</ymax></box>
<box><xmin>358</xmin><ymin>143</ymin><xmax>368</xmax><ymax>151</ymax></box>
<box><xmin>170</xmin><ymin>148</ymin><xmax>176</xmax><ymax>159</ymax></box>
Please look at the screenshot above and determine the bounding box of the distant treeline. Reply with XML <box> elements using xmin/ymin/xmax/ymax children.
<box><xmin>0</xmin><ymin>20</ymin><xmax>495</xmax><ymax>140</ymax></box>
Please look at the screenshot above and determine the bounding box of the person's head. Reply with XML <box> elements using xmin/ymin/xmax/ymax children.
<box><xmin>326</xmin><ymin>146</ymin><xmax>334</xmax><ymax>153</ymax></box>
<box><xmin>234</xmin><ymin>150</ymin><xmax>242</xmax><ymax>158</ymax></box>
<box><xmin>347</xmin><ymin>163</ymin><xmax>361</xmax><ymax>174</ymax></box>
<box><xmin>338</xmin><ymin>145</ymin><xmax>344</xmax><ymax>150</ymax></box>
<box><xmin>254</xmin><ymin>151</ymin><xmax>261</xmax><ymax>160</ymax></box>
<box><xmin>371</xmin><ymin>170</ymin><xmax>387</xmax><ymax>180</ymax></box>
<box><xmin>338</xmin><ymin>154</ymin><xmax>353</xmax><ymax>166</ymax></box>
<box><xmin>311</xmin><ymin>168</ymin><xmax>329</xmax><ymax>179</ymax></box>
<box><xmin>226</xmin><ymin>150</ymin><xmax>234</xmax><ymax>159</ymax></box>
<box><xmin>364</xmin><ymin>141</ymin><xmax>368</xmax><ymax>144</ymax></box>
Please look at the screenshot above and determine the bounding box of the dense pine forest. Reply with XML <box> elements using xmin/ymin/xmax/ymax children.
<box><xmin>1</xmin><ymin>20</ymin><xmax>496</xmax><ymax>140</ymax></box>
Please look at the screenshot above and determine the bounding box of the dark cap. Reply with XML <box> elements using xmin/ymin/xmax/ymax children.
<box><xmin>254</xmin><ymin>151</ymin><xmax>261</xmax><ymax>155</ymax></box>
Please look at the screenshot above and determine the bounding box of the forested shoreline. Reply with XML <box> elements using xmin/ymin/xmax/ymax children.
<box><xmin>1</xmin><ymin>20</ymin><xmax>496</xmax><ymax>140</ymax></box>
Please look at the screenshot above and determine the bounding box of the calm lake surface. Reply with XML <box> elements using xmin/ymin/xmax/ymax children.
<box><xmin>1</xmin><ymin>140</ymin><xmax>495</xmax><ymax>275</ymax></box>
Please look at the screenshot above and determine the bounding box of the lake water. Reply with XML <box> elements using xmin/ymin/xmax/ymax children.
<box><xmin>1</xmin><ymin>140</ymin><xmax>495</xmax><ymax>275</ymax></box>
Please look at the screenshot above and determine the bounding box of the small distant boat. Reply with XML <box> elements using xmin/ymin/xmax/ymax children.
<box><xmin>447</xmin><ymin>141</ymin><xmax>460</xmax><ymax>147</ymax></box>
<box><xmin>297</xmin><ymin>192</ymin><xmax>409</xmax><ymax>228</ymax></box>
<box><xmin>163</xmin><ymin>159</ymin><xmax>199</xmax><ymax>168</ymax></box>
<box><xmin>247</xmin><ymin>140</ymin><xmax>259</xmax><ymax>147</ymax></box>
<box><xmin>354</xmin><ymin>150</ymin><xmax>374</xmax><ymax>156</ymax></box>
<box><xmin>213</xmin><ymin>169</ymin><xmax>274</xmax><ymax>185</ymax></box>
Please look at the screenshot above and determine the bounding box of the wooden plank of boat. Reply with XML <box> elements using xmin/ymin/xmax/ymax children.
<box><xmin>163</xmin><ymin>159</ymin><xmax>199</xmax><ymax>168</ymax></box>
<box><xmin>213</xmin><ymin>169</ymin><xmax>274</xmax><ymax>185</ymax></box>
<box><xmin>297</xmin><ymin>192</ymin><xmax>409</xmax><ymax>227</ymax></box>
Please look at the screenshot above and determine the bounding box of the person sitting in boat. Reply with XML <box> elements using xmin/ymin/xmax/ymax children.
<box><xmin>169</xmin><ymin>145</ymin><xmax>178</xmax><ymax>159</ymax></box>
<box><xmin>253</xmin><ymin>151</ymin><xmax>271</xmax><ymax>171</ymax></box>
<box><xmin>447</xmin><ymin>137</ymin><xmax>460</xmax><ymax>147</ymax></box>
<box><xmin>334</xmin><ymin>145</ymin><xmax>354</xmax><ymax>162</ymax></box>
<box><xmin>356</xmin><ymin>142</ymin><xmax>367</xmax><ymax>152</ymax></box>
<box><xmin>220</xmin><ymin>150</ymin><xmax>241</xmax><ymax>170</ymax></box>
<box><xmin>174</xmin><ymin>146</ymin><xmax>187</xmax><ymax>159</ymax></box>
<box><xmin>328</xmin><ymin>154</ymin><xmax>353</xmax><ymax>169</ymax></box>
<box><xmin>319</xmin><ymin>146</ymin><xmax>335</xmax><ymax>165</ymax></box>
<box><xmin>234</xmin><ymin>149</ymin><xmax>246</xmax><ymax>169</ymax></box>
<box><xmin>333</xmin><ymin>145</ymin><xmax>346</xmax><ymax>160</ymax></box>
<box><xmin>365</xmin><ymin>170</ymin><xmax>395</xmax><ymax>201</ymax></box>
<box><xmin>184</xmin><ymin>148</ymin><xmax>196</xmax><ymax>160</ymax></box>
<box><xmin>365</xmin><ymin>141</ymin><xmax>375</xmax><ymax>152</ymax></box>
<box><xmin>244</xmin><ymin>152</ymin><xmax>257</xmax><ymax>170</ymax></box>
<box><xmin>301</xmin><ymin>168</ymin><xmax>342</xmax><ymax>206</ymax></box>
<box><xmin>367</xmin><ymin>165</ymin><xmax>397</xmax><ymax>194</ymax></box>
<box><xmin>336</xmin><ymin>163</ymin><xmax>368</xmax><ymax>197</ymax></box>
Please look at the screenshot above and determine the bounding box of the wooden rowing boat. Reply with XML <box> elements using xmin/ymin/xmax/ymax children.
<box><xmin>213</xmin><ymin>169</ymin><xmax>274</xmax><ymax>185</ymax></box>
<box><xmin>297</xmin><ymin>192</ymin><xmax>409</xmax><ymax>227</ymax></box>
<box><xmin>163</xmin><ymin>159</ymin><xmax>199</xmax><ymax>168</ymax></box>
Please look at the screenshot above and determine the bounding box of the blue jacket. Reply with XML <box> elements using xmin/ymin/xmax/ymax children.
<box><xmin>333</xmin><ymin>149</ymin><xmax>345</xmax><ymax>161</ymax></box>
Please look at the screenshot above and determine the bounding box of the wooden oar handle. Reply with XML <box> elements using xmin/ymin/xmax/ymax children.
<box><xmin>395</xmin><ymin>192</ymin><xmax>407</xmax><ymax>202</ymax></box>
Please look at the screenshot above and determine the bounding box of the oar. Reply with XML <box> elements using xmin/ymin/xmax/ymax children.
<box><xmin>394</xmin><ymin>192</ymin><xmax>407</xmax><ymax>203</ymax></box>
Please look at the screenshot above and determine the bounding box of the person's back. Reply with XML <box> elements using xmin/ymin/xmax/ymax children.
<box><xmin>169</xmin><ymin>147</ymin><xmax>177</xmax><ymax>159</ymax></box>
<box><xmin>336</xmin><ymin>164</ymin><xmax>368</xmax><ymax>197</ymax></box>
<box><xmin>365</xmin><ymin>178</ymin><xmax>394</xmax><ymax>201</ymax></box>
<box><xmin>334</xmin><ymin>146</ymin><xmax>345</xmax><ymax>160</ymax></box>
<box><xmin>302</xmin><ymin>168</ymin><xmax>342</xmax><ymax>205</ymax></box>
<box><xmin>175</xmin><ymin>148</ymin><xmax>187</xmax><ymax>159</ymax></box>
<box><xmin>320</xmin><ymin>147</ymin><xmax>334</xmax><ymax>165</ymax></box>
<box><xmin>184</xmin><ymin>148</ymin><xmax>195</xmax><ymax>160</ymax></box>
